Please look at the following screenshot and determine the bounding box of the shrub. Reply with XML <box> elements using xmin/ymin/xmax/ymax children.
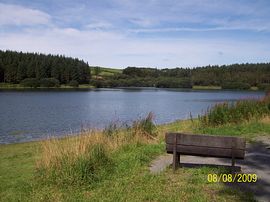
<box><xmin>257</xmin><ymin>83</ymin><xmax>270</xmax><ymax>91</ymax></box>
<box><xmin>20</xmin><ymin>78</ymin><xmax>40</xmax><ymax>88</ymax></box>
<box><xmin>68</xmin><ymin>80</ymin><xmax>79</xmax><ymax>87</ymax></box>
<box><xmin>40</xmin><ymin>78</ymin><xmax>60</xmax><ymax>87</ymax></box>
<box><xmin>90</xmin><ymin>79</ymin><xmax>106</xmax><ymax>88</ymax></box>
<box><xmin>221</xmin><ymin>82</ymin><xmax>251</xmax><ymax>90</ymax></box>
<box><xmin>156</xmin><ymin>77</ymin><xmax>192</xmax><ymax>88</ymax></box>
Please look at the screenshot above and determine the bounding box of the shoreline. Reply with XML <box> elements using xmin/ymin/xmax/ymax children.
<box><xmin>0</xmin><ymin>85</ymin><xmax>265</xmax><ymax>92</ymax></box>
<box><xmin>2</xmin><ymin>115</ymin><xmax>269</xmax><ymax>146</ymax></box>
<box><xmin>0</xmin><ymin>118</ymin><xmax>185</xmax><ymax>145</ymax></box>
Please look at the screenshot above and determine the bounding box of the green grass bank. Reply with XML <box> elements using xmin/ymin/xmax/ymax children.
<box><xmin>1</xmin><ymin>116</ymin><xmax>270</xmax><ymax>201</ymax></box>
<box><xmin>0</xmin><ymin>82</ymin><xmax>94</xmax><ymax>89</ymax></box>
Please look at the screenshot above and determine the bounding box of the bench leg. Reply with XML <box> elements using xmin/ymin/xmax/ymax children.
<box><xmin>231</xmin><ymin>157</ymin><xmax>235</xmax><ymax>167</ymax></box>
<box><xmin>173</xmin><ymin>134</ymin><xmax>178</xmax><ymax>171</ymax></box>
<box><xmin>177</xmin><ymin>153</ymin><xmax>180</xmax><ymax>167</ymax></box>
<box><xmin>231</xmin><ymin>156</ymin><xmax>235</xmax><ymax>173</ymax></box>
<box><xmin>231</xmin><ymin>140</ymin><xmax>236</xmax><ymax>172</ymax></box>
<box><xmin>173</xmin><ymin>150</ymin><xmax>177</xmax><ymax>171</ymax></box>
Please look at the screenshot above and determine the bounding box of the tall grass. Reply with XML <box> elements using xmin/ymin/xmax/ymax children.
<box><xmin>36</xmin><ymin>113</ymin><xmax>157</xmax><ymax>187</ymax></box>
<box><xmin>132</xmin><ymin>112</ymin><xmax>157</xmax><ymax>139</ymax></box>
<box><xmin>199</xmin><ymin>94</ymin><xmax>270</xmax><ymax>127</ymax></box>
<box><xmin>36</xmin><ymin>132</ymin><xmax>113</xmax><ymax>186</ymax></box>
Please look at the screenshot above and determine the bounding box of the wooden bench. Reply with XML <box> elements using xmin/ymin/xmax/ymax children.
<box><xmin>165</xmin><ymin>133</ymin><xmax>246</xmax><ymax>170</ymax></box>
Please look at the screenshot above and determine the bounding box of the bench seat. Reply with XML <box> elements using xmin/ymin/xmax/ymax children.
<box><xmin>165</xmin><ymin>133</ymin><xmax>246</xmax><ymax>170</ymax></box>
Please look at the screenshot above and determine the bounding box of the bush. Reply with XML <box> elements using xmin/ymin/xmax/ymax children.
<box><xmin>221</xmin><ymin>82</ymin><xmax>251</xmax><ymax>90</ymax></box>
<box><xmin>90</xmin><ymin>79</ymin><xmax>106</xmax><ymax>88</ymax></box>
<box><xmin>68</xmin><ymin>80</ymin><xmax>79</xmax><ymax>87</ymax></box>
<box><xmin>257</xmin><ymin>83</ymin><xmax>270</xmax><ymax>91</ymax></box>
<box><xmin>156</xmin><ymin>78</ymin><xmax>192</xmax><ymax>88</ymax></box>
<box><xmin>20</xmin><ymin>78</ymin><xmax>40</xmax><ymax>88</ymax></box>
<box><xmin>40</xmin><ymin>78</ymin><xmax>60</xmax><ymax>87</ymax></box>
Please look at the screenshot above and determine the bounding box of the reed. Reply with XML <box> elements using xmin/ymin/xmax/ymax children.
<box><xmin>199</xmin><ymin>94</ymin><xmax>270</xmax><ymax>127</ymax></box>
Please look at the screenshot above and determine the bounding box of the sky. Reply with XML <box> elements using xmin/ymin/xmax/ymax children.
<box><xmin>0</xmin><ymin>0</ymin><xmax>270</xmax><ymax>68</ymax></box>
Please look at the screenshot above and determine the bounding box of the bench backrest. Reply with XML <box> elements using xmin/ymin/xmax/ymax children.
<box><xmin>165</xmin><ymin>133</ymin><xmax>246</xmax><ymax>159</ymax></box>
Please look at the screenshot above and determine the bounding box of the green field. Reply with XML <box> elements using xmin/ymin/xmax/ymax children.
<box><xmin>91</xmin><ymin>67</ymin><xmax>123</xmax><ymax>77</ymax></box>
<box><xmin>1</xmin><ymin>118</ymin><xmax>269</xmax><ymax>201</ymax></box>
<box><xmin>99</xmin><ymin>67</ymin><xmax>122</xmax><ymax>76</ymax></box>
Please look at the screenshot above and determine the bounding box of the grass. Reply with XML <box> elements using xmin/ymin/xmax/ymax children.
<box><xmin>0</xmin><ymin>83</ymin><xmax>21</xmax><ymax>88</ymax></box>
<box><xmin>99</xmin><ymin>67</ymin><xmax>123</xmax><ymax>77</ymax></box>
<box><xmin>195</xmin><ymin>118</ymin><xmax>270</xmax><ymax>140</ymax></box>
<box><xmin>192</xmin><ymin>85</ymin><xmax>222</xmax><ymax>90</ymax></box>
<box><xmin>199</xmin><ymin>95</ymin><xmax>270</xmax><ymax>126</ymax></box>
<box><xmin>86</xmin><ymin>150</ymin><xmax>253</xmax><ymax>202</ymax></box>
<box><xmin>250</xmin><ymin>86</ymin><xmax>259</xmax><ymax>91</ymax></box>
<box><xmin>100</xmin><ymin>67</ymin><xmax>122</xmax><ymax>73</ymax></box>
<box><xmin>0</xmin><ymin>142</ymin><xmax>40</xmax><ymax>201</ymax></box>
<box><xmin>60</xmin><ymin>84</ymin><xmax>94</xmax><ymax>89</ymax></box>
<box><xmin>0</xmin><ymin>83</ymin><xmax>95</xmax><ymax>89</ymax></box>
<box><xmin>1</xmin><ymin>114</ymin><xmax>269</xmax><ymax>201</ymax></box>
<box><xmin>36</xmin><ymin>114</ymin><xmax>158</xmax><ymax>188</ymax></box>
<box><xmin>192</xmin><ymin>85</ymin><xmax>261</xmax><ymax>90</ymax></box>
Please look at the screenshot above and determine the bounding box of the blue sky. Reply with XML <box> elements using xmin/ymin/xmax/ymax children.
<box><xmin>0</xmin><ymin>0</ymin><xmax>270</xmax><ymax>68</ymax></box>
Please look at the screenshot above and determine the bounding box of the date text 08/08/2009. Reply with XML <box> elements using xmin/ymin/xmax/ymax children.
<box><xmin>207</xmin><ymin>174</ymin><xmax>258</xmax><ymax>183</ymax></box>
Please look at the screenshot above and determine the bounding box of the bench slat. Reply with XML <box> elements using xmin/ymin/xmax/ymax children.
<box><xmin>165</xmin><ymin>133</ymin><xmax>246</xmax><ymax>150</ymax></box>
<box><xmin>166</xmin><ymin>144</ymin><xmax>245</xmax><ymax>159</ymax></box>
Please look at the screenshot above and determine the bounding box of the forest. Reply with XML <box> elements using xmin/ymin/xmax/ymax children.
<box><xmin>91</xmin><ymin>64</ymin><xmax>270</xmax><ymax>90</ymax></box>
<box><xmin>1</xmin><ymin>50</ymin><xmax>270</xmax><ymax>90</ymax></box>
<box><xmin>0</xmin><ymin>50</ymin><xmax>90</xmax><ymax>87</ymax></box>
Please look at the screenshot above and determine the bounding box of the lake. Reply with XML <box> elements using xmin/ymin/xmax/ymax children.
<box><xmin>0</xmin><ymin>88</ymin><xmax>265</xmax><ymax>144</ymax></box>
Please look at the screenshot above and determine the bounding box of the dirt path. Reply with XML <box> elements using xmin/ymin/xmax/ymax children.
<box><xmin>149</xmin><ymin>136</ymin><xmax>270</xmax><ymax>202</ymax></box>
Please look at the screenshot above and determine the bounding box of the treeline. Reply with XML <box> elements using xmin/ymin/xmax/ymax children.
<box><xmin>91</xmin><ymin>64</ymin><xmax>270</xmax><ymax>90</ymax></box>
<box><xmin>91</xmin><ymin>75</ymin><xmax>192</xmax><ymax>88</ymax></box>
<box><xmin>0</xmin><ymin>50</ymin><xmax>90</xmax><ymax>86</ymax></box>
<box><xmin>1</xmin><ymin>50</ymin><xmax>270</xmax><ymax>90</ymax></box>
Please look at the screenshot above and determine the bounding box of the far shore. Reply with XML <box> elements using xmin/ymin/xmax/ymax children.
<box><xmin>0</xmin><ymin>83</ymin><xmax>95</xmax><ymax>90</ymax></box>
<box><xmin>0</xmin><ymin>82</ymin><xmax>262</xmax><ymax>91</ymax></box>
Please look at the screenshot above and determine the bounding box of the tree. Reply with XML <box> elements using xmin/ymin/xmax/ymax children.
<box><xmin>17</xmin><ymin>62</ymin><xmax>27</xmax><ymax>81</ymax></box>
<box><xmin>68</xmin><ymin>80</ymin><xmax>79</xmax><ymax>87</ymax></box>
<box><xmin>0</xmin><ymin>62</ymin><xmax>4</xmax><ymax>82</ymax></box>
<box><xmin>93</xmin><ymin>66</ymin><xmax>101</xmax><ymax>77</ymax></box>
<box><xmin>40</xmin><ymin>78</ymin><xmax>60</xmax><ymax>87</ymax></box>
<box><xmin>0</xmin><ymin>50</ymin><xmax>91</xmax><ymax>85</ymax></box>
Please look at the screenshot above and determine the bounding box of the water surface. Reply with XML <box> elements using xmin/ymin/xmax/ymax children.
<box><xmin>0</xmin><ymin>88</ymin><xmax>264</xmax><ymax>144</ymax></box>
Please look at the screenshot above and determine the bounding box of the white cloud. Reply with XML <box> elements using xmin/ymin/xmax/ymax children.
<box><xmin>129</xmin><ymin>24</ymin><xmax>270</xmax><ymax>33</ymax></box>
<box><xmin>0</xmin><ymin>3</ymin><xmax>51</xmax><ymax>26</ymax></box>
<box><xmin>107</xmin><ymin>0</ymin><xmax>270</xmax><ymax>32</ymax></box>
<box><xmin>85</xmin><ymin>21</ymin><xmax>113</xmax><ymax>30</ymax></box>
<box><xmin>0</xmin><ymin>27</ymin><xmax>269</xmax><ymax>68</ymax></box>
<box><xmin>128</xmin><ymin>18</ymin><xmax>156</xmax><ymax>27</ymax></box>
<box><xmin>0</xmin><ymin>1</ymin><xmax>270</xmax><ymax>68</ymax></box>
